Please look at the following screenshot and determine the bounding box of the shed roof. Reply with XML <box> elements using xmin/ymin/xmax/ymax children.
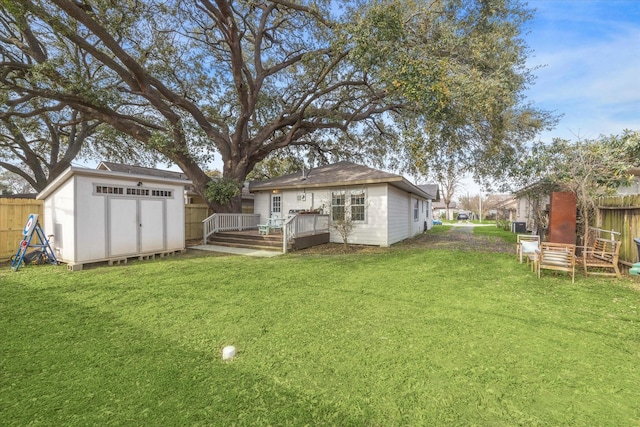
<box><xmin>248</xmin><ymin>161</ymin><xmax>432</xmax><ymax>199</ymax></box>
<box><xmin>97</xmin><ymin>161</ymin><xmax>189</xmax><ymax>181</ymax></box>
<box><xmin>37</xmin><ymin>166</ymin><xmax>192</xmax><ymax>200</ymax></box>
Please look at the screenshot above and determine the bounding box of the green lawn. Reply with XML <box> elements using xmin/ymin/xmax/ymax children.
<box><xmin>473</xmin><ymin>224</ymin><xmax>518</xmax><ymax>243</ymax></box>
<box><xmin>1</xmin><ymin>248</ymin><xmax>639</xmax><ymax>426</ymax></box>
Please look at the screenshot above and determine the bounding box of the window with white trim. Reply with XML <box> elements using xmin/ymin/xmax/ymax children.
<box><xmin>332</xmin><ymin>189</ymin><xmax>367</xmax><ymax>222</ymax></box>
<box><xmin>413</xmin><ymin>199</ymin><xmax>419</xmax><ymax>221</ymax></box>
<box><xmin>351</xmin><ymin>190</ymin><xmax>366</xmax><ymax>221</ymax></box>
<box><xmin>331</xmin><ymin>191</ymin><xmax>345</xmax><ymax>221</ymax></box>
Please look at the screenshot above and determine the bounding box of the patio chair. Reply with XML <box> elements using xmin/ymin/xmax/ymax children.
<box><xmin>537</xmin><ymin>242</ymin><xmax>576</xmax><ymax>283</ymax></box>
<box><xmin>517</xmin><ymin>234</ymin><xmax>540</xmax><ymax>264</ymax></box>
<box><xmin>257</xmin><ymin>217</ymin><xmax>284</xmax><ymax>235</ymax></box>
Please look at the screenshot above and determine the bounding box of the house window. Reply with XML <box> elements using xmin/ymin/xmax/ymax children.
<box><xmin>331</xmin><ymin>191</ymin><xmax>345</xmax><ymax>221</ymax></box>
<box><xmin>332</xmin><ymin>189</ymin><xmax>367</xmax><ymax>222</ymax></box>
<box><xmin>351</xmin><ymin>190</ymin><xmax>366</xmax><ymax>221</ymax></box>
<box><xmin>413</xmin><ymin>199</ymin><xmax>419</xmax><ymax>221</ymax></box>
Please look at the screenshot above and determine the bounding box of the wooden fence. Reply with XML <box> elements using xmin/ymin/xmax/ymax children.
<box><xmin>184</xmin><ymin>204</ymin><xmax>211</xmax><ymax>241</ymax></box>
<box><xmin>0</xmin><ymin>198</ymin><xmax>44</xmax><ymax>260</ymax></box>
<box><xmin>598</xmin><ymin>194</ymin><xmax>640</xmax><ymax>266</ymax></box>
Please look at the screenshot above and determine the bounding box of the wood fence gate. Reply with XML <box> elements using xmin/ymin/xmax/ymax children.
<box><xmin>598</xmin><ymin>194</ymin><xmax>640</xmax><ymax>266</ymax></box>
<box><xmin>0</xmin><ymin>198</ymin><xmax>44</xmax><ymax>260</ymax></box>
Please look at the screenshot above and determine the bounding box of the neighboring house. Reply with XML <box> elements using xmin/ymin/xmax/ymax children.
<box><xmin>484</xmin><ymin>194</ymin><xmax>516</xmax><ymax>219</ymax></box>
<box><xmin>432</xmin><ymin>200</ymin><xmax>457</xmax><ymax>220</ymax></box>
<box><xmin>494</xmin><ymin>197</ymin><xmax>517</xmax><ymax>222</ymax></box>
<box><xmin>514</xmin><ymin>168</ymin><xmax>640</xmax><ymax>232</ymax></box>
<box><xmin>248</xmin><ymin>161</ymin><xmax>434</xmax><ymax>247</ymax></box>
<box><xmin>513</xmin><ymin>181</ymin><xmax>555</xmax><ymax>233</ymax></box>
<box><xmin>616</xmin><ymin>167</ymin><xmax>640</xmax><ymax>195</ymax></box>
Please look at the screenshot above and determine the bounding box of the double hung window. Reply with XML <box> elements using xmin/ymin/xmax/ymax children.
<box><xmin>331</xmin><ymin>189</ymin><xmax>366</xmax><ymax>222</ymax></box>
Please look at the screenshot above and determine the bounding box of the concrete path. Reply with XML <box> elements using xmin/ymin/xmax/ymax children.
<box><xmin>188</xmin><ymin>245</ymin><xmax>281</xmax><ymax>258</ymax></box>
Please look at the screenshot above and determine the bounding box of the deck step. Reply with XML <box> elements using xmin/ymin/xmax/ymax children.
<box><xmin>208</xmin><ymin>231</ymin><xmax>283</xmax><ymax>251</ymax></box>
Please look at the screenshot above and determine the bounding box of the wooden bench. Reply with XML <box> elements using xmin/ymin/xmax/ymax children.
<box><xmin>537</xmin><ymin>242</ymin><xmax>576</xmax><ymax>283</ymax></box>
<box><xmin>576</xmin><ymin>238</ymin><xmax>621</xmax><ymax>278</ymax></box>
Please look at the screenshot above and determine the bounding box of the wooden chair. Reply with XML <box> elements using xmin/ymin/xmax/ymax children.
<box><xmin>517</xmin><ymin>234</ymin><xmax>540</xmax><ymax>264</ymax></box>
<box><xmin>537</xmin><ymin>242</ymin><xmax>576</xmax><ymax>283</ymax></box>
<box><xmin>576</xmin><ymin>238</ymin><xmax>621</xmax><ymax>278</ymax></box>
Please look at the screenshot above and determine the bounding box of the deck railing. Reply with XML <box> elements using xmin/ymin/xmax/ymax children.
<box><xmin>283</xmin><ymin>214</ymin><xmax>330</xmax><ymax>253</ymax></box>
<box><xmin>202</xmin><ymin>213</ymin><xmax>329</xmax><ymax>251</ymax></box>
<box><xmin>202</xmin><ymin>213</ymin><xmax>261</xmax><ymax>244</ymax></box>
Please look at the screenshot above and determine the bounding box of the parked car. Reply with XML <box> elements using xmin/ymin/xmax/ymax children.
<box><xmin>457</xmin><ymin>213</ymin><xmax>469</xmax><ymax>220</ymax></box>
<box><xmin>433</xmin><ymin>219</ymin><xmax>443</xmax><ymax>225</ymax></box>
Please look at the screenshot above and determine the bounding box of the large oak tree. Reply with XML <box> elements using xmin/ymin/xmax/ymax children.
<box><xmin>0</xmin><ymin>0</ymin><xmax>549</xmax><ymax>211</ymax></box>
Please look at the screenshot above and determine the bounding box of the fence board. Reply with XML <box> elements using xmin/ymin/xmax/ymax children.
<box><xmin>184</xmin><ymin>204</ymin><xmax>211</xmax><ymax>240</ymax></box>
<box><xmin>0</xmin><ymin>198</ymin><xmax>44</xmax><ymax>260</ymax></box>
<box><xmin>598</xmin><ymin>195</ymin><xmax>640</xmax><ymax>265</ymax></box>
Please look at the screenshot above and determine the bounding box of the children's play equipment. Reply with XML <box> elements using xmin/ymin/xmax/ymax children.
<box><xmin>10</xmin><ymin>213</ymin><xmax>58</xmax><ymax>271</ymax></box>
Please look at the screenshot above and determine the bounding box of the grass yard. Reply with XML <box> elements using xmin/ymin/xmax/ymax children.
<box><xmin>473</xmin><ymin>225</ymin><xmax>518</xmax><ymax>243</ymax></box>
<box><xmin>1</xmin><ymin>247</ymin><xmax>639</xmax><ymax>426</ymax></box>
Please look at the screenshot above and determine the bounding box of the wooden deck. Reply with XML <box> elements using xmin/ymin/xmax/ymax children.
<box><xmin>206</xmin><ymin>229</ymin><xmax>330</xmax><ymax>252</ymax></box>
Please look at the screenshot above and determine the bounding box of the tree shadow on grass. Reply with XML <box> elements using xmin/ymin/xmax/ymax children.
<box><xmin>1</xmin><ymin>285</ymin><xmax>366</xmax><ymax>426</ymax></box>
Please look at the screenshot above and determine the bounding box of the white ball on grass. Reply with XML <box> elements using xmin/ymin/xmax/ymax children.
<box><xmin>222</xmin><ymin>345</ymin><xmax>236</xmax><ymax>360</ymax></box>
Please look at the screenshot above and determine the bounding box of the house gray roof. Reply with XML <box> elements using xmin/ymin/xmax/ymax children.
<box><xmin>432</xmin><ymin>200</ymin><xmax>456</xmax><ymax>209</ymax></box>
<box><xmin>98</xmin><ymin>161</ymin><xmax>190</xmax><ymax>181</ymax></box>
<box><xmin>249</xmin><ymin>161</ymin><xmax>432</xmax><ymax>199</ymax></box>
<box><xmin>416</xmin><ymin>184</ymin><xmax>440</xmax><ymax>201</ymax></box>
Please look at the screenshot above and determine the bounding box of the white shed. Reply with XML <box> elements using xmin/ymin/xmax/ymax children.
<box><xmin>37</xmin><ymin>166</ymin><xmax>190</xmax><ymax>270</ymax></box>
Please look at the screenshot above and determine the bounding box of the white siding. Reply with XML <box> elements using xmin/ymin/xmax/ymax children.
<box><xmin>75</xmin><ymin>175</ymin><xmax>107</xmax><ymax>262</ymax></box>
<box><xmin>164</xmin><ymin>184</ymin><xmax>186</xmax><ymax>251</ymax></box>
<box><xmin>253</xmin><ymin>192</ymin><xmax>271</xmax><ymax>223</ymax></box>
<box><xmin>251</xmin><ymin>183</ymin><xmax>429</xmax><ymax>247</ymax></box>
<box><xmin>326</xmin><ymin>184</ymin><xmax>389</xmax><ymax>246</ymax></box>
<box><xmin>387</xmin><ymin>186</ymin><xmax>410</xmax><ymax>245</ymax></box>
<box><xmin>410</xmin><ymin>196</ymin><xmax>427</xmax><ymax>236</ymax></box>
<box><xmin>44</xmin><ymin>176</ymin><xmax>76</xmax><ymax>263</ymax></box>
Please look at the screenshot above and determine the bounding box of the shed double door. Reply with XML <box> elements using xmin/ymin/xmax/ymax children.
<box><xmin>108</xmin><ymin>198</ymin><xmax>165</xmax><ymax>257</ymax></box>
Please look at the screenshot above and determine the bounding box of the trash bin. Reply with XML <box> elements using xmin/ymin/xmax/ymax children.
<box><xmin>630</xmin><ymin>238</ymin><xmax>640</xmax><ymax>276</ymax></box>
<box><xmin>512</xmin><ymin>222</ymin><xmax>527</xmax><ymax>233</ymax></box>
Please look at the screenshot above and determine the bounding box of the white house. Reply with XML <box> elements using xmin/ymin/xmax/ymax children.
<box><xmin>248</xmin><ymin>162</ymin><xmax>435</xmax><ymax>247</ymax></box>
<box><xmin>37</xmin><ymin>166</ymin><xmax>190</xmax><ymax>270</ymax></box>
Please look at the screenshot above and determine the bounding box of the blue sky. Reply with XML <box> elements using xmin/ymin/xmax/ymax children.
<box><xmin>461</xmin><ymin>0</ymin><xmax>640</xmax><ymax>194</ymax></box>
<box><xmin>523</xmin><ymin>0</ymin><xmax>640</xmax><ymax>142</ymax></box>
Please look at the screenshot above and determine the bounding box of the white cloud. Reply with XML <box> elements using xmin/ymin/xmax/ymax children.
<box><xmin>524</xmin><ymin>1</ymin><xmax>640</xmax><ymax>142</ymax></box>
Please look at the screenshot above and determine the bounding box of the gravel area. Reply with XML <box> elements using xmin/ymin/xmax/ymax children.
<box><xmin>295</xmin><ymin>226</ymin><xmax>515</xmax><ymax>255</ymax></box>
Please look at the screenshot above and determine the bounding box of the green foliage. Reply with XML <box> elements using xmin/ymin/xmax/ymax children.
<box><xmin>1</xmin><ymin>252</ymin><xmax>639</xmax><ymax>425</ymax></box>
<box><xmin>516</xmin><ymin>131</ymin><xmax>639</xmax><ymax>243</ymax></box>
<box><xmin>204</xmin><ymin>177</ymin><xmax>241</xmax><ymax>205</ymax></box>
<box><xmin>246</xmin><ymin>155</ymin><xmax>305</xmax><ymax>181</ymax></box>
<box><xmin>351</xmin><ymin>0</ymin><xmax>556</xmax><ymax>184</ymax></box>
<box><xmin>473</xmin><ymin>225</ymin><xmax>517</xmax><ymax>243</ymax></box>
<box><xmin>0</xmin><ymin>0</ymin><xmax>553</xmax><ymax>208</ymax></box>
